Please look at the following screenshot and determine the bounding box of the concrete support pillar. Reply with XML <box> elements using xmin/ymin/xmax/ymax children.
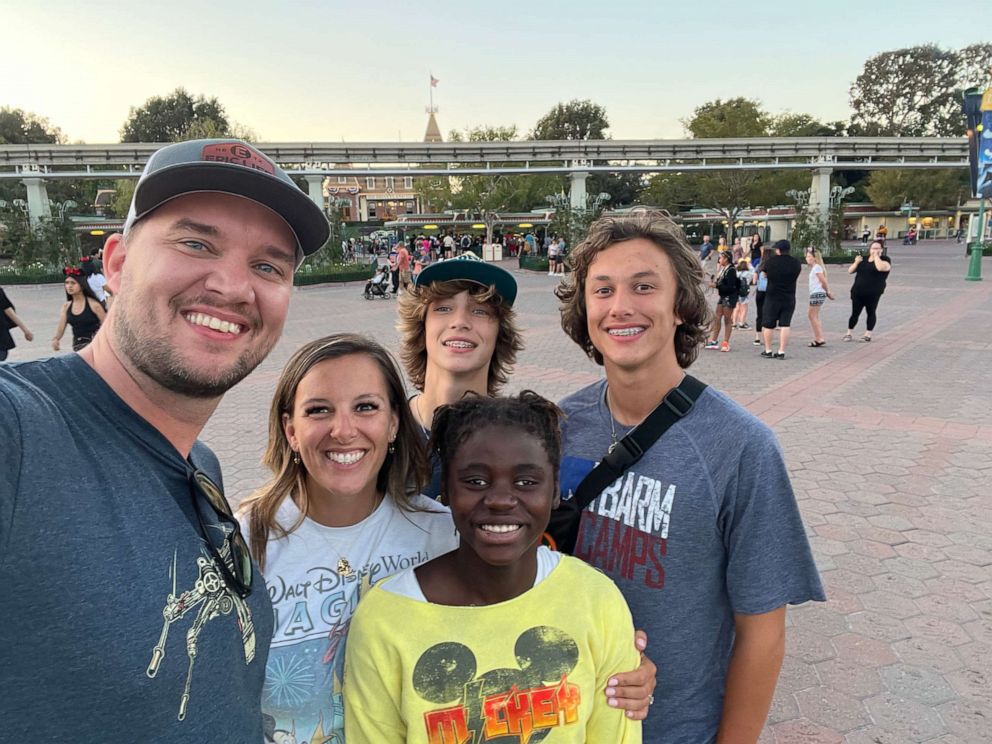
<box><xmin>304</xmin><ymin>176</ymin><xmax>325</xmax><ymax>213</ymax></box>
<box><xmin>809</xmin><ymin>168</ymin><xmax>832</xmax><ymax>223</ymax></box>
<box><xmin>21</xmin><ymin>178</ymin><xmax>51</xmax><ymax>225</ymax></box>
<box><xmin>569</xmin><ymin>171</ymin><xmax>589</xmax><ymax>211</ymax></box>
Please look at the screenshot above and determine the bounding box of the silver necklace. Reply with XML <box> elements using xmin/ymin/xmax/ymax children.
<box><xmin>605</xmin><ymin>387</ymin><xmax>620</xmax><ymax>454</ymax></box>
<box><xmin>605</xmin><ymin>374</ymin><xmax>686</xmax><ymax>453</ymax></box>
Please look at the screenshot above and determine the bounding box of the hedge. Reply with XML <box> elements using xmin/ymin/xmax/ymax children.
<box><xmin>519</xmin><ymin>255</ymin><xmax>550</xmax><ymax>272</ymax></box>
<box><xmin>0</xmin><ymin>269</ymin><xmax>66</xmax><ymax>285</ymax></box>
<box><xmin>294</xmin><ymin>264</ymin><xmax>376</xmax><ymax>286</ymax></box>
<box><xmin>0</xmin><ymin>264</ymin><xmax>376</xmax><ymax>287</ymax></box>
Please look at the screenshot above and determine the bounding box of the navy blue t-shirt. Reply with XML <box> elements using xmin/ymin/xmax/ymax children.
<box><xmin>0</xmin><ymin>355</ymin><xmax>274</xmax><ymax>741</ymax></box>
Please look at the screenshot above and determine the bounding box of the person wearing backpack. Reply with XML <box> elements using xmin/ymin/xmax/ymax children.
<box><xmin>553</xmin><ymin>209</ymin><xmax>825</xmax><ymax>743</ymax></box>
<box><xmin>732</xmin><ymin>259</ymin><xmax>754</xmax><ymax>331</ymax></box>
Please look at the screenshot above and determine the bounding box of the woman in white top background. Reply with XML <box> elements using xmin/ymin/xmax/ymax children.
<box><xmin>805</xmin><ymin>248</ymin><xmax>834</xmax><ymax>347</ymax></box>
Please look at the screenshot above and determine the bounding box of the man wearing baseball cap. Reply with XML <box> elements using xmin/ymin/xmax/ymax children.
<box><xmin>0</xmin><ymin>139</ymin><xmax>328</xmax><ymax>741</ymax></box>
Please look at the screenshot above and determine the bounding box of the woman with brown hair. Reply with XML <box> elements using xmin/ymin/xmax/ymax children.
<box><xmin>239</xmin><ymin>333</ymin><xmax>457</xmax><ymax>743</ymax></box>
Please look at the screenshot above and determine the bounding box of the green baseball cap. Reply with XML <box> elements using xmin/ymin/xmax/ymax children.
<box><xmin>414</xmin><ymin>253</ymin><xmax>517</xmax><ymax>307</ymax></box>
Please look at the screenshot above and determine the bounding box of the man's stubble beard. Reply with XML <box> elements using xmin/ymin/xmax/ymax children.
<box><xmin>113</xmin><ymin>293</ymin><xmax>274</xmax><ymax>399</ymax></box>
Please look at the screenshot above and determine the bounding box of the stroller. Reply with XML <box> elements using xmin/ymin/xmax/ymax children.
<box><xmin>363</xmin><ymin>265</ymin><xmax>393</xmax><ymax>300</ymax></box>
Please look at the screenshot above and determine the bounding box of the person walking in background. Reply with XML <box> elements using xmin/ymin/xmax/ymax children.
<box><xmin>760</xmin><ymin>240</ymin><xmax>802</xmax><ymax>360</ymax></box>
<box><xmin>396</xmin><ymin>241</ymin><xmax>412</xmax><ymax>293</ymax></box>
<box><xmin>861</xmin><ymin>225</ymin><xmax>871</xmax><ymax>245</ymax></box>
<box><xmin>844</xmin><ymin>240</ymin><xmax>892</xmax><ymax>342</ymax></box>
<box><xmin>733</xmin><ymin>259</ymin><xmax>753</xmax><ymax>331</ymax></box>
<box><xmin>731</xmin><ymin>237</ymin><xmax>743</xmax><ymax>263</ymax></box>
<box><xmin>752</xmin><ymin>247</ymin><xmax>773</xmax><ymax>346</ymax></box>
<box><xmin>805</xmin><ymin>248</ymin><xmax>834</xmax><ymax>347</ymax></box>
<box><xmin>704</xmin><ymin>251</ymin><xmax>738</xmax><ymax>352</ymax></box>
<box><xmin>548</xmin><ymin>234</ymin><xmax>561</xmax><ymax>276</ymax></box>
<box><xmin>81</xmin><ymin>255</ymin><xmax>110</xmax><ymax>308</ymax></box>
<box><xmin>699</xmin><ymin>234</ymin><xmax>714</xmax><ymax>265</ymax></box>
<box><xmin>0</xmin><ymin>285</ymin><xmax>34</xmax><ymax>361</ymax></box>
<box><xmin>387</xmin><ymin>248</ymin><xmax>400</xmax><ymax>294</ymax></box>
<box><xmin>52</xmin><ymin>267</ymin><xmax>106</xmax><ymax>351</ymax></box>
<box><xmin>750</xmin><ymin>234</ymin><xmax>763</xmax><ymax>267</ymax></box>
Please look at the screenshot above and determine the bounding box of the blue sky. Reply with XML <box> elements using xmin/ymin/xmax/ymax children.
<box><xmin>2</xmin><ymin>0</ymin><xmax>986</xmax><ymax>144</ymax></box>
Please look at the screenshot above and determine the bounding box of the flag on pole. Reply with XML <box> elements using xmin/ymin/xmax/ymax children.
<box><xmin>430</xmin><ymin>75</ymin><xmax>439</xmax><ymax>88</ymax></box>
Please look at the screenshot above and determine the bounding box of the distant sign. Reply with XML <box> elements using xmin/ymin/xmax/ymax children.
<box><xmin>979</xmin><ymin>89</ymin><xmax>992</xmax><ymax>199</ymax></box>
<box><xmin>965</xmin><ymin>88</ymin><xmax>992</xmax><ymax>199</ymax></box>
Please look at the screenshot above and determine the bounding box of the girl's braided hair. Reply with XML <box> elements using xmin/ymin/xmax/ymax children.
<box><xmin>427</xmin><ymin>391</ymin><xmax>564</xmax><ymax>491</ymax></box>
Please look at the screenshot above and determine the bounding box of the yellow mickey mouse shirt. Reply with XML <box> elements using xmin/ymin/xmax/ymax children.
<box><xmin>344</xmin><ymin>554</ymin><xmax>641</xmax><ymax>744</ymax></box>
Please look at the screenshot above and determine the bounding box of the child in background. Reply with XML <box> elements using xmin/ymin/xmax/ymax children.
<box><xmin>344</xmin><ymin>392</ymin><xmax>642</xmax><ymax>744</ymax></box>
<box><xmin>806</xmin><ymin>247</ymin><xmax>834</xmax><ymax>346</ymax></box>
<box><xmin>733</xmin><ymin>259</ymin><xmax>754</xmax><ymax>331</ymax></box>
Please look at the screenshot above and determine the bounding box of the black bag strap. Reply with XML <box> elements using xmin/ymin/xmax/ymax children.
<box><xmin>570</xmin><ymin>374</ymin><xmax>707</xmax><ymax>512</ymax></box>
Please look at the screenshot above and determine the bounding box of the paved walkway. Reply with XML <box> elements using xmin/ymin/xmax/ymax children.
<box><xmin>4</xmin><ymin>240</ymin><xmax>990</xmax><ymax>742</ymax></box>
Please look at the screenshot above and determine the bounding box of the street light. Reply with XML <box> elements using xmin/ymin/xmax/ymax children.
<box><xmin>56</xmin><ymin>200</ymin><xmax>78</xmax><ymax>222</ymax></box>
<box><xmin>829</xmin><ymin>186</ymin><xmax>855</xmax><ymax>209</ymax></box>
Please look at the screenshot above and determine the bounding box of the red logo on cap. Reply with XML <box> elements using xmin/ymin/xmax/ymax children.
<box><xmin>200</xmin><ymin>143</ymin><xmax>275</xmax><ymax>175</ymax></box>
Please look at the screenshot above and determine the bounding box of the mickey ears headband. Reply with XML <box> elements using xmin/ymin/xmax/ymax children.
<box><xmin>63</xmin><ymin>266</ymin><xmax>82</xmax><ymax>277</ymax></box>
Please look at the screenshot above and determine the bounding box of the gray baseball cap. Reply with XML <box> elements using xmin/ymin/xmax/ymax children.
<box><xmin>123</xmin><ymin>139</ymin><xmax>329</xmax><ymax>264</ymax></box>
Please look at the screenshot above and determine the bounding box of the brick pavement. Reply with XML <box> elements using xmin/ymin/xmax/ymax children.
<box><xmin>4</xmin><ymin>240</ymin><xmax>991</xmax><ymax>742</ymax></box>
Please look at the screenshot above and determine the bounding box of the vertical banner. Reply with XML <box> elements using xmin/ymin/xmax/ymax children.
<box><xmin>979</xmin><ymin>88</ymin><xmax>992</xmax><ymax>199</ymax></box>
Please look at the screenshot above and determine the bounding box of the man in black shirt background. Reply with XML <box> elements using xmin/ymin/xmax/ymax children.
<box><xmin>760</xmin><ymin>240</ymin><xmax>802</xmax><ymax>359</ymax></box>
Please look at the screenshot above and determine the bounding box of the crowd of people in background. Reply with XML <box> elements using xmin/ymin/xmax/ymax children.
<box><xmin>699</xmin><ymin>233</ymin><xmax>892</xmax><ymax>358</ymax></box>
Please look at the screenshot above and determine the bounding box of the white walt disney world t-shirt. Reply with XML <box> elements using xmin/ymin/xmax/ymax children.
<box><xmin>244</xmin><ymin>494</ymin><xmax>458</xmax><ymax>743</ymax></box>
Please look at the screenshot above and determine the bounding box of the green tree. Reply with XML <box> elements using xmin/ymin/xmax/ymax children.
<box><xmin>0</xmin><ymin>108</ymin><xmax>69</xmax><ymax>205</ymax></box>
<box><xmin>109</xmin><ymin>180</ymin><xmax>136</xmax><ymax>219</ymax></box>
<box><xmin>532</xmin><ymin>100</ymin><xmax>609</xmax><ymax>140</ymax></box>
<box><xmin>531</xmin><ymin>100</ymin><xmax>642</xmax><ymax>206</ymax></box>
<box><xmin>958</xmin><ymin>43</ymin><xmax>992</xmax><ymax>90</ymax></box>
<box><xmin>120</xmin><ymin>88</ymin><xmax>233</xmax><ymax>142</ymax></box>
<box><xmin>849</xmin><ymin>45</ymin><xmax>961</xmax><ymax>136</ymax></box>
<box><xmin>639</xmin><ymin>174</ymin><xmax>698</xmax><ymax>214</ymax></box>
<box><xmin>682</xmin><ymin>97</ymin><xmax>771</xmax><ymax>138</ymax></box>
<box><xmin>865</xmin><ymin>169</ymin><xmax>968</xmax><ymax>210</ymax></box>
<box><xmin>769</xmin><ymin>113</ymin><xmax>846</xmax><ymax>137</ymax></box>
<box><xmin>416</xmin><ymin>125</ymin><xmax>559</xmax><ymax>245</ymax></box>
<box><xmin>671</xmin><ymin>98</ymin><xmax>843</xmax><ymax>238</ymax></box>
<box><xmin>678</xmin><ymin>98</ymin><xmax>772</xmax><ymax>239</ymax></box>
<box><xmin>0</xmin><ymin>107</ymin><xmax>65</xmax><ymax>144</ymax></box>
<box><xmin>448</xmin><ymin>125</ymin><xmax>519</xmax><ymax>142</ymax></box>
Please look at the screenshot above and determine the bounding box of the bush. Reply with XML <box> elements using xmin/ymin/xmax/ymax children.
<box><xmin>0</xmin><ymin>262</ymin><xmax>65</xmax><ymax>285</ymax></box>
<box><xmin>0</xmin><ymin>212</ymin><xmax>80</xmax><ymax>268</ymax></box>
<box><xmin>0</xmin><ymin>259</ymin><xmax>376</xmax><ymax>286</ymax></box>
<box><xmin>519</xmin><ymin>255</ymin><xmax>549</xmax><ymax>272</ymax></box>
<box><xmin>293</xmin><ymin>262</ymin><xmax>375</xmax><ymax>287</ymax></box>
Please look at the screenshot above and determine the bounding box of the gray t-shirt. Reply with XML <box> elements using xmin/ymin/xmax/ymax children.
<box><xmin>0</xmin><ymin>355</ymin><xmax>274</xmax><ymax>742</ymax></box>
<box><xmin>560</xmin><ymin>379</ymin><xmax>825</xmax><ymax>744</ymax></box>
